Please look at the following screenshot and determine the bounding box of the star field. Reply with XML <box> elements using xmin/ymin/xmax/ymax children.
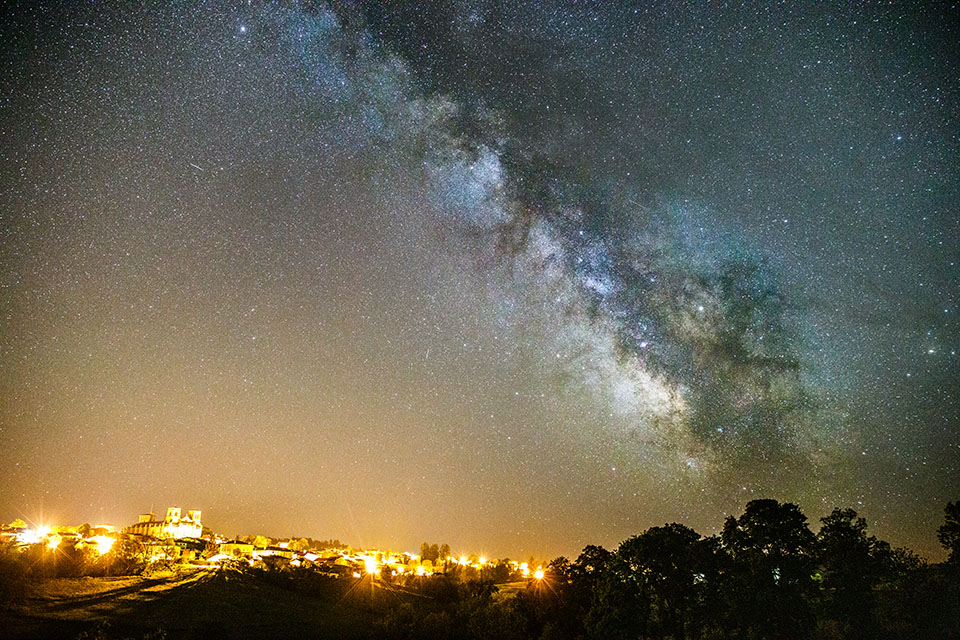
<box><xmin>1</xmin><ymin>2</ymin><xmax>957</xmax><ymax>559</ymax></box>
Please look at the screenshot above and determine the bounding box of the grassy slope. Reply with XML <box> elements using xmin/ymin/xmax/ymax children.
<box><xmin>0</xmin><ymin>569</ymin><xmax>382</xmax><ymax>640</ymax></box>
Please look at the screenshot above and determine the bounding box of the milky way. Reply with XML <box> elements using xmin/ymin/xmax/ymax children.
<box><xmin>1</xmin><ymin>2</ymin><xmax>957</xmax><ymax>558</ymax></box>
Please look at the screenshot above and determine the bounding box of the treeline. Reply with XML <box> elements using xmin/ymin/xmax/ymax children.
<box><xmin>374</xmin><ymin>499</ymin><xmax>960</xmax><ymax>640</ymax></box>
<box><xmin>236</xmin><ymin>535</ymin><xmax>348</xmax><ymax>550</ymax></box>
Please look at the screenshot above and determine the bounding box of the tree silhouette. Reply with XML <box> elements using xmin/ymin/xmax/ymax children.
<box><xmin>721</xmin><ymin>499</ymin><xmax>817</xmax><ymax>639</ymax></box>
<box><xmin>419</xmin><ymin>542</ymin><xmax>441</xmax><ymax>563</ymax></box>
<box><xmin>814</xmin><ymin>508</ymin><xmax>891</xmax><ymax>638</ymax></box>
<box><xmin>613</xmin><ymin>523</ymin><xmax>712</xmax><ymax>639</ymax></box>
<box><xmin>937</xmin><ymin>501</ymin><xmax>960</xmax><ymax>563</ymax></box>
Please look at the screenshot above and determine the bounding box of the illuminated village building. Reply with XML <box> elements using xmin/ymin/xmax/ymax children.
<box><xmin>123</xmin><ymin>507</ymin><xmax>202</xmax><ymax>540</ymax></box>
<box><xmin>218</xmin><ymin>540</ymin><xmax>255</xmax><ymax>558</ymax></box>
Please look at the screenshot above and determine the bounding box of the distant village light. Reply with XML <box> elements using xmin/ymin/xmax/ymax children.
<box><xmin>93</xmin><ymin>535</ymin><xmax>114</xmax><ymax>555</ymax></box>
<box><xmin>18</xmin><ymin>529</ymin><xmax>40</xmax><ymax>545</ymax></box>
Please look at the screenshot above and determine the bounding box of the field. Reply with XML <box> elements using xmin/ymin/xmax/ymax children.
<box><xmin>0</xmin><ymin>568</ymin><xmax>380</xmax><ymax>640</ymax></box>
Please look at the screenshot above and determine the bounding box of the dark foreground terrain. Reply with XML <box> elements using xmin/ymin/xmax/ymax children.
<box><xmin>3</xmin><ymin>499</ymin><xmax>959</xmax><ymax>639</ymax></box>
<box><xmin>0</xmin><ymin>568</ymin><xmax>380</xmax><ymax>640</ymax></box>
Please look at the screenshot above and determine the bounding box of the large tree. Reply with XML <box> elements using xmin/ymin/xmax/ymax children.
<box><xmin>815</xmin><ymin>508</ymin><xmax>891</xmax><ymax>638</ymax></box>
<box><xmin>721</xmin><ymin>499</ymin><xmax>817</xmax><ymax>639</ymax></box>
<box><xmin>937</xmin><ymin>501</ymin><xmax>960</xmax><ymax>563</ymax></box>
<box><xmin>612</xmin><ymin>523</ymin><xmax>716</xmax><ymax>639</ymax></box>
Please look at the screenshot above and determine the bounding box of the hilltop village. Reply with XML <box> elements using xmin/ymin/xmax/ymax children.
<box><xmin>1</xmin><ymin>506</ymin><xmax>545</xmax><ymax>582</ymax></box>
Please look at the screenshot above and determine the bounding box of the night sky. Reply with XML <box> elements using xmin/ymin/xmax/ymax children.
<box><xmin>2</xmin><ymin>2</ymin><xmax>958</xmax><ymax>560</ymax></box>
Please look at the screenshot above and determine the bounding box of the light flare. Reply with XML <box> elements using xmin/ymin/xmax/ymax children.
<box><xmin>92</xmin><ymin>535</ymin><xmax>114</xmax><ymax>555</ymax></box>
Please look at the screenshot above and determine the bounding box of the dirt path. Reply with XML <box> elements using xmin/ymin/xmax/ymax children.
<box><xmin>0</xmin><ymin>569</ymin><xmax>211</xmax><ymax>639</ymax></box>
<box><xmin>0</xmin><ymin>568</ymin><xmax>381</xmax><ymax>639</ymax></box>
<box><xmin>31</xmin><ymin>569</ymin><xmax>209</xmax><ymax>616</ymax></box>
